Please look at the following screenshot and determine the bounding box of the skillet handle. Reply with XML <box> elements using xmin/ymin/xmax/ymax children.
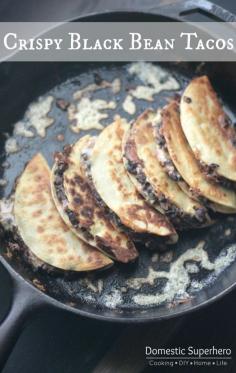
<box><xmin>0</xmin><ymin>258</ymin><xmax>48</xmax><ymax>370</ymax></box>
<box><xmin>85</xmin><ymin>0</ymin><xmax>236</xmax><ymax>22</ymax></box>
<box><xmin>154</xmin><ymin>0</ymin><xmax>236</xmax><ymax>22</ymax></box>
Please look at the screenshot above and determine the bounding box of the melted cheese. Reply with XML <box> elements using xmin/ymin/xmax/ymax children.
<box><xmin>14</xmin><ymin>121</ymin><xmax>34</xmax><ymax>138</ymax></box>
<box><xmin>68</xmin><ymin>97</ymin><xmax>116</xmax><ymax>133</ymax></box>
<box><xmin>128</xmin><ymin>62</ymin><xmax>180</xmax><ymax>101</ymax></box>
<box><xmin>0</xmin><ymin>197</ymin><xmax>15</xmax><ymax>230</ymax></box>
<box><xmin>103</xmin><ymin>289</ymin><xmax>123</xmax><ymax>309</ymax></box>
<box><xmin>122</xmin><ymin>95</ymin><xmax>136</xmax><ymax>115</ymax></box>
<box><xmin>26</xmin><ymin>96</ymin><xmax>54</xmax><ymax>137</ymax></box>
<box><xmin>5</xmin><ymin>138</ymin><xmax>20</xmax><ymax>154</ymax></box>
<box><xmin>127</xmin><ymin>241</ymin><xmax>236</xmax><ymax>306</ymax></box>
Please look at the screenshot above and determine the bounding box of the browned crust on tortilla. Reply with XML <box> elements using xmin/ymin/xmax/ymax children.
<box><xmin>53</xmin><ymin>148</ymin><xmax>94</xmax><ymax>242</ymax></box>
<box><xmin>198</xmin><ymin>161</ymin><xmax>236</xmax><ymax>190</ymax></box>
<box><xmin>154</xmin><ymin>122</ymin><xmax>183</xmax><ymax>182</ymax></box>
<box><xmin>184</xmin><ymin>76</ymin><xmax>236</xmax><ymax>146</ymax></box>
<box><xmin>180</xmin><ymin>76</ymin><xmax>236</xmax><ymax>182</ymax></box>
<box><xmin>52</xmin><ymin>142</ymin><xmax>138</xmax><ymax>263</ymax></box>
<box><xmin>123</xmin><ymin>114</ymin><xmax>209</xmax><ymax>230</ymax></box>
<box><xmin>162</xmin><ymin>100</ymin><xmax>236</xmax><ymax>212</ymax></box>
<box><xmin>79</xmin><ymin>139</ymin><xmax>129</xmax><ymax>233</ymax></box>
<box><xmin>3</xmin><ymin>228</ymin><xmax>111</xmax><ymax>276</ymax></box>
<box><xmin>81</xmin><ymin>138</ymin><xmax>177</xmax><ymax>245</ymax></box>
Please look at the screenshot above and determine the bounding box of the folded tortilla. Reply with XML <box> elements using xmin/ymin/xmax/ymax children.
<box><xmin>123</xmin><ymin>109</ymin><xmax>210</xmax><ymax>229</ymax></box>
<box><xmin>162</xmin><ymin>101</ymin><xmax>236</xmax><ymax>213</ymax></box>
<box><xmin>51</xmin><ymin>136</ymin><xmax>138</xmax><ymax>263</ymax></box>
<box><xmin>180</xmin><ymin>76</ymin><xmax>236</xmax><ymax>183</ymax></box>
<box><xmin>89</xmin><ymin>116</ymin><xmax>177</xmax><ymax>240</ymax></box>
<box><xmin>14</xmin><ymin>153</ymin><xmax>112</xmax><ymax>271</ymax></box>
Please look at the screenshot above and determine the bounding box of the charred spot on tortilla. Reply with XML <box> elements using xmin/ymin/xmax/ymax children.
<box><xmin>123</xmin><ymin>109</ymin><xmax>210</xmax><ymax>230</ymax></box>
<box><xmin>180</xmin><ymin>76</ymin><xmax>236</xmax><ymax>183</ymax></box>
<box><xmin>89</xmin><ymin>116</ymin><xmax>177</xmax><ymax>243</ymax></box>
<box><xmin>51</xmin><ymin>148</ymin><xmax>95</xmax><ymax>246</ymax></box>
<box><xmin>14</xmin><ymin>153</ymin><xmax>112</xmax><ymax>272</ymax></box>
<box><xmin>51</xmin><ymin>137</ymin><xmax>138</xmax><ymax>263</ymax></box>
<box><xmin>162</xmin><ymin>101</ymin><xmax>236</xmax><ymax>213</ymax></box>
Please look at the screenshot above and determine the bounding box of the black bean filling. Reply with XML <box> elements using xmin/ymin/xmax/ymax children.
<box><xmin>5</xmin><ymin>228</ymin><xmax>60</xmax><ymax>275</ymax></box>
<box><xmin>4</xmin><ymin>228</ymin><xmax>93</xmax><ymax>279</ymax></box>
<box><xmin>154</xmin><ymin>125</ymin><xmax>183</xmax><ymax>182</ymax></box>
<box><xmin>81</xmin><ymin>148</ymin><xmax>171</xmax><ymax>240</ymax></box>
<box><xmin>80</xmin><ymin>152</ymin><xmax>131</xmax><ymax>234</ymax></box>
<box><xmin>53</xmin><ymin>152</ymin><xmax>132</xmax><ymax>253</ymax></box>
<box><xmin>199</xmin><ymin>161</ymin><xmax>236</xmax><ymax>190</ymax></box>
<box><xmin>53</xmin><ymin>151</ymin><xmax>93</xmax><ymax>241</ymax></box>
<box><xmin>124</xmin><ymin>153</ymin><xmax>209</xmax><ymax>230</ymax></box>
<box><xmin>183</xmin><ymin>96</ymin><xmax>192</xmax><ymax>104</ymax></box>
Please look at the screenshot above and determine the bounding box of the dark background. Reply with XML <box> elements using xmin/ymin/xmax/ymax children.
<box><xmin>1</xmin><ymin>1</ymin><xmax>236</xmax><ymax>372</ymax></box>
<box><xmin>0</xmin><ymin>0</ymin><xmax>235</xmax><ymax>21</ymax></box>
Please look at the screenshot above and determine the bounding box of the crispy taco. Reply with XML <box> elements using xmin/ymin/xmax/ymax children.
<box><xmin>14</xmin><ymin>153</ymin><xmax>112</xmax><ymax>271</ymax></box>
<box><xmin>51</xmin><ymin>136</ymin><xmax>138</xmax><ymax>263</ymax></box>
<box><xmin>123</xmin><ymin>109</ymin><xmax>210</xmax><ymax>229</ymax></box>
<box><xmin>161</xmin><ymin>101</ymin><xmax>236</xmax><ymax>213</ymax></box>
<box><xmin>180</xmin><ymin>76</ymin><xmax>236</xmax><ymax>186</ymax></box>
<box><xmin>89</xmin><ymin>116</ymin><xmax>178</xmax><ymax>242</ymax></box>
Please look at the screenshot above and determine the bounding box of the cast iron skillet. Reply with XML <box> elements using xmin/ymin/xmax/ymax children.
<box><xmin>0</xmin><ymin>0</ymin><xmax>236</xmax><ymax>369</ymax></box>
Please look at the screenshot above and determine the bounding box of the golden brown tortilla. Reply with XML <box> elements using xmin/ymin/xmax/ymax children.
<box><xmin>123</xmin><ymin>109</ymin><xmax>210</xmax><ymax>229</ymax></box>
<box><xmin>14</xmin><ymin>153</ymin><xmax>112</xmax><ymax>271</ymax></box>
<box><xmin>90</xmin><ymin>116</ymin><xmax>177</xmax><ymax>239</ymax></box>
<box><xmin>180</xmin><ymin>76</ymin><xmax>236</xmax><ymax>182</ymax></box>
<box><xmin>162</xmin><ymin>101</ymin><xmax>236</xmax><ymax>212</ymax></box>
<box><xmin>51</xmin><ymin>136</ymin><xmax>138</xmax><ymax>263</ymax></box>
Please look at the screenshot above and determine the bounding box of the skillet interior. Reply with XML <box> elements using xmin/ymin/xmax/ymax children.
<box><xmin>1</xmin><ymin>13</ymin><xmax>236</xmax><ymax>321</ymax></box>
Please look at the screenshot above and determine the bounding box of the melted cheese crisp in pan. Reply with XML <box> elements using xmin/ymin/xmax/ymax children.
<box><xmin>90</xmin><ymin>116</ymin><xmax>177</xmax><ymax>239</ymax></box>
<box><xmin>123</xmin><ymin>109</ymin><xmax>210</xmax><ymax>229</ymax></box>
<box><xmin>51</xmin><ymin>136</ymin><xmax>138</xmax><ymax>263</ymax></box>
<box><xmin>14</xmin><ymin>153</ymin><xmax>112</xmax><ymax>271</ymax></box>
<box><xmin>180</xmin><ymin>76</ymin><xmax>236</xmax><ymax>182</ymax></box>
<box><xmin>162</xmin><ymin>101</ymin><xmax>236</xmax><ymax>213</ymax></box>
